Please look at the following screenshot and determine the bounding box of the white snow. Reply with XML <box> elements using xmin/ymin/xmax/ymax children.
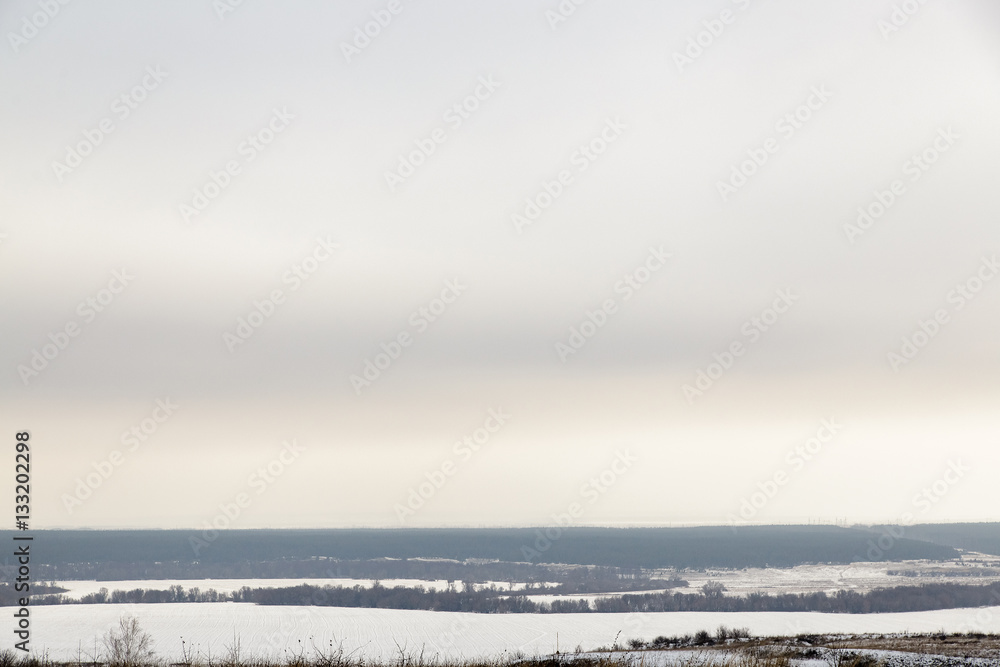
<box><xmin>28</xmin><ymin>603</ymin><xmax>1000</xmax><ymax>662</ymax></box>
<box><xmin>667</xmin><ymin>555</ymin><xmax>1000</xmax><ymax>598</ymax></box>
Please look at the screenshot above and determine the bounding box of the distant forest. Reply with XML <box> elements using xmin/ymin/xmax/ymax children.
<box><xmin>876</xmin><ymin>523</ymin><xmax>1000</xmax><ymax>559</ymax></box>
<box><xmin>0</xmin><ymin>525</ymin><xmax>963</xmax><ymax>575</ymax></box>
<box><xmin>0</xmin><ymin>583</ymin><xmax>66</xmax><ymax>606</ymax></box>
<box><xmin>19</xmin><ymin>580</ymin><xmax>1000</xmax><ymax>615</ymax></box>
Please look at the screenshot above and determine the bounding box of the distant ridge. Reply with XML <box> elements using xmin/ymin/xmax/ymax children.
<box><xmin>0</xmin><ymin>525</ymin><xmax>958</xmax><ymax>569</ymax></box>
<box><xmin>873</xmin><ymin>522</ymin><xmax>1000</xmax><ymax>558</ymax></box>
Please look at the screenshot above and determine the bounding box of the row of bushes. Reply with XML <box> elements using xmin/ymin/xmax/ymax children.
<box><xmin>19</xmin><ymin>580</ymin><xmax>1000</xmax><ymax>615</ymax></box>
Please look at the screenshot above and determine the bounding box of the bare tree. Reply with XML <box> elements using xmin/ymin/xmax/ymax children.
<box><xmin>102</xmin><ymin>615</ymin><xmax>155</xmax><ymax>667</ymax></box>
<box><xmin>701</xmin><ymin>580</ymin><xmax>727</xmax><ymax>598</ymax></box>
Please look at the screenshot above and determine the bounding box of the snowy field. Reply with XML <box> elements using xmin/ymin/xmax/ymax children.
<box><xmin>670</xmin><ymin>555</ymin><xmax>1000</xmax><ymax>598</ymax></box>
<box><xmin>36</xmin><ymin>558</ymin><xmax>1000</xmax><ymax>662</ymax></box>
<box><xmin>29</xmin><ymin>603</ymin><xmax>1000</xmax><ymax>662</ymax></box>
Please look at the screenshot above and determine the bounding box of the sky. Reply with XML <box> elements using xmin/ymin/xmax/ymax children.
<box><xmin>1</xmin><ymin>0</ymin><xmax>999</xmax><ymax>530</ymax></box>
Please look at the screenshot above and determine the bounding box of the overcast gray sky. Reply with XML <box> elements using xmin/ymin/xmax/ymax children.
<box><xmin>2</xmin><ymin>0</ymin><xmax>999</xmax><ymax>530</ymax></box>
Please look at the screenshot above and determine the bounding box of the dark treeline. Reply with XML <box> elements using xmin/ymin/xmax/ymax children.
<box><xmin>527</xmin><ymin>576</ymin><xmax>687</xmax><ymax>595</ymax></box>
<box><xmin>32</xmin><ymin>580</ymin><xmax>1000</xmax><ymax>615</ymax></box>
<box><xmin>0</xmin><ymin>583</ymin><xmax>66</xmax><ymax>606</ymax></box>
<box><xmin>240</xmin><ymin>583</ymin><xmax>584</xmax><ymax>613</ymax></box>
<box><xmin>240</xmin><ymin>577</ymin><xmax>686</xmax><ymax>610</ymax></box>
<box><xmin>28</xmin><ymin>576</ymin><xmax>685</xmax><ymax>609</ymax></box>
<box><xmin>31</xmin><ymin>585</ymin><xmax>228</xmax><ymax>605</ymax></box>
<box><xmin>590</xmin><ymin>581</ymin><xmax>1000</xmax><ymax>613</ymax></box>
<box><xmin>245</xmin><ymin>581</ymin><xmax>1000</xmax><ymax>614</ymax></box>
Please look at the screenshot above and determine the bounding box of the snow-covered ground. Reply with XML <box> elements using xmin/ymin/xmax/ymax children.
<box><xmin>52</xmin><ymin>556</ymin><xmax>1000</xmax><ymax>604</ymax></box>
<box><xmin>506</xmin><ymin>557</ymin><xmax>1000</xmax><ymax>605</ymax></box>
<box><xmin>669</xmin><ymin>554</ymin><xmax>1000</xmax><ymax>598</ymax></box>
<box><xmin>29</xmin><ymin>603</ymin><xmax>1000</xmax><ymax>662</ymax></box>
<box><xmin>35</xmin><ymin>557</ymin><xmax>1000</xmax><ymax>662</ymax></box>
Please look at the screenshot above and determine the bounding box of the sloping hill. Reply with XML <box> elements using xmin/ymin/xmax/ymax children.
<box><xmin>874</xmin><ymin>522</ymin><xmax>1000</xmax><ymax>557</ymax></box>
<box><xmin>0</xmin><ymin>526</ymin><xmax>957</xmax><ymax>570</ymax></box>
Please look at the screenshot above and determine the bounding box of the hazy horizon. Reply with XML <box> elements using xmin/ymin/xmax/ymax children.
<box><xmin>2</xmin><ymin>0</ymin><xmax>999</xmax><ymax>530</ymax></box>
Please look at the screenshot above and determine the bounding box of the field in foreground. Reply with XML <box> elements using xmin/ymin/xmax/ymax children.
<box><xmin>8</xmin><ymin>635</ymin><xmax>1000</xmax><ymax>666</ymax></box>
<box><xmin>24</xmin><ymin>603</ymin><xmax>1000</xmax><ymax>662</ymax></box>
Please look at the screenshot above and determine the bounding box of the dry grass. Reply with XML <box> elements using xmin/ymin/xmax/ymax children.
<box><xmin>824</xmin><ymin>632</ymin><xmax>1000</xmax><ymax>659</ymax></box>
<box><xmin>3</xmin><ymin>630</ymin><xmax>1000</xmax><ymax>667</ymax></box>
<box><xmin>0</xmin><ymin>650</ymin><xmax>797</xmax><ymax>667</ymax></box>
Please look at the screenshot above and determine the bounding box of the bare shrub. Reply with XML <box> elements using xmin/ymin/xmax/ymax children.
<box><xmin>102</xmin><ymin>616</ymin><xmax>155</xmax><ymax>667</ymax></box>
